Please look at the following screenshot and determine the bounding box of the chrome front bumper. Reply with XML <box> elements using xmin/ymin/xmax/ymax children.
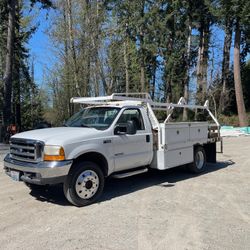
<box><xmin>4</xmin><ymin>154</ymin><xmax>73</xmax><ymax>185</ymax></box>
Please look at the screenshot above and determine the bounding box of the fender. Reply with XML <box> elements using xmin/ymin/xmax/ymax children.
<box><xmin>65</xmin><ymin>141</ymin><xmax>115</xmax><ymax>175</ymax></box>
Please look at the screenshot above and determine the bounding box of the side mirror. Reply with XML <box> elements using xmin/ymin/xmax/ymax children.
<box><xmin>114</xmin><ymin>124</ymin><xmax>126</xmax><ymax>135</ymax></box>
<box><xmin>114</xmin><ymin>121</ymin><xmax>136</xmax><ymax>135</ymax></box>
<box><xmin>126</xmin><ymin>120</ymin><xmax>136</xmax><ymax>135</ymax></box>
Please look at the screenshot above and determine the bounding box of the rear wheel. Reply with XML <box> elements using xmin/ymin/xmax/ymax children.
<box><xmin>63</xmin><ymin>161</ymin><xmax>104</xmax><ymax>206</ymax></box>
<box><xmin>188</xmin><ymin>146</ymin><xmax>206</xmax><ymax>173</ymax></box>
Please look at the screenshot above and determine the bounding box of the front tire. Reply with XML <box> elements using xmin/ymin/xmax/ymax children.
<box><xmin>188</xmin><ymin>146</ymin><xmax>206</xmax><ymax>173</ymax></box>
<box><xmin>63</xmin><ymin>161</ymin><xmax>105</xmax><ymax>206</ymax></box>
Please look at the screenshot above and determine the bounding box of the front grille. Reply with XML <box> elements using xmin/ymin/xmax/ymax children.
<box><xmin>10</xmin><ymin>138</ymin><xmax>44</xmax><ymax>162</ymax></box>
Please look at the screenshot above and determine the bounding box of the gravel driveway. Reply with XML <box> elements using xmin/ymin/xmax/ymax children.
<box><xmin>0</xmin><ymin>137</ymin><xmax>249</xmax><ymax>250</ymax></box>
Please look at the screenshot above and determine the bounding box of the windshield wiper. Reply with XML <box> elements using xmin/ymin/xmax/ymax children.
<box><xmin>81</xmin><ymin>123</ymin><xmax>91</xmax><ymax>128</ymax></box>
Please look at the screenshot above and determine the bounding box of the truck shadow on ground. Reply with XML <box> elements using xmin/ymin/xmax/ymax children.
<box><xmin>28</xmin><ymin>160</ymin><xmax>235</xmax><ymax>206</ymax></box>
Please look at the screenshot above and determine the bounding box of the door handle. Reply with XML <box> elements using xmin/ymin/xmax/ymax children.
<box><xmin>146</xmin><ymin>135</ymin><xmax>150</xmax><ymax>143</ymax></box>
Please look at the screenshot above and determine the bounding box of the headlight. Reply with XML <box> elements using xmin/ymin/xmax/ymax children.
<box><xmin>43</xmin><ymin>145</ymin><xmax>65</xmax><ymax>161</ymax></box>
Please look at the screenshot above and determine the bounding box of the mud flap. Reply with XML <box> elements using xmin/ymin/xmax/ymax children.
<box><xmin>204</xmin><ymin>142</ymin><xmax>216</xmax><ymax>163</ymax></box>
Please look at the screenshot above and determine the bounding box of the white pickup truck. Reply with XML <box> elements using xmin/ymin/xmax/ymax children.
<box><xmin>4</xmin><ymin>93</ymin><xmax>221</xmax><ymax>206</ymax></box>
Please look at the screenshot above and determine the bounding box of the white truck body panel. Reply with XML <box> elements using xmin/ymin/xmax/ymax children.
<box><xmin>111</xmin><ymin>105</ymin><xmax>153</xmax><ymax>171</ymax></box>
<box><xmin>112</xmin><ymin>131</ymin><xmax>153</xmax><ymax>171</ymax></box>
<box><xmin>161</xmin><ymin>122</ymin><xmax>208</xmax><ymax>149</ymax></box>
<box><xmin>150</xmin><ymin>122</ymin><xmax>209</xmax><ymax>170</ymax></box>
<box><xmin>153</xmin><ymin>147</ymin><xmax>193</xmax><ymax>170</ymax></box>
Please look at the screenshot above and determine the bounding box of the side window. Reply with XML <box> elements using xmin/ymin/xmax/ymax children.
<box><xmin>117</xmin><ymin>109</ymin><xmax>145</xmax><ymax>130</ymax></box>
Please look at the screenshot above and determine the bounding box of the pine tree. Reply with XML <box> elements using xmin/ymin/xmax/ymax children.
<box><xmin>1</xmin><ymin>0</ymin><xmax>52</xmax><ymax>140</ymax></box>
<box><xmin>232</xmin><ymin>0</ymin><xmax>249</xmax><ymax>126</ymax></box>
<box><xmin>195</xmin><ymin>0</ymin><xmax>213</xmax><ymax>103</ymax></box>
<box><xmin>2</xmin><ymin>0</ymin><xmax>16</xmax><ymax>131</ymax></box>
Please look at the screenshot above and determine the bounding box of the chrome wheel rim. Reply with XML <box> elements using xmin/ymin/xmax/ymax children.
<box><xmin>75</xmin><ymin>170</ymin><xmax>99</xmax><ymax>199</ymax></box>
<box><xmin>195</xmin><ymin>151</ymin><xmax>204</xmax><ymax>169</ymax></box>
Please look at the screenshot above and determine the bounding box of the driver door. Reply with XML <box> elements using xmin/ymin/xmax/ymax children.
<box><xmin>113</xmin><ymin>108</ymin><xmax>152</xmax><ymax>172</ymax></box>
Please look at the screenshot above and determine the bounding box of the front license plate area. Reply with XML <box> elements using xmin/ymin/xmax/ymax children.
<box><xmin>10</xmin><ymin>171</ymin><xmax>20</xmax><ymax>181</ymax></box>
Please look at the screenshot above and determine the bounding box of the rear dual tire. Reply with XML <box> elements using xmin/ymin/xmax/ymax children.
<box><xmin>188</xmin><ymin>146</ymin><xmax>206</xmax><ymax>173</ymax></box>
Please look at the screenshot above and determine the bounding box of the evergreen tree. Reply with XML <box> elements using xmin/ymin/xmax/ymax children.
<box><xmin>0</xmin><ymin>0</ymin><xmax>52</xmax><ymax>140</ymax></box>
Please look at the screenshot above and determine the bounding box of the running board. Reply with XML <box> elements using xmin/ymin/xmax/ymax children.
<box><xmin>112</xmin><ymin>167</ymin><xmax>148</xmax><ymax>179</ymax></box>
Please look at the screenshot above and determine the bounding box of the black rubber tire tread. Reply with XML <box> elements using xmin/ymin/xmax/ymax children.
<box><xmin>188</xmin><ymin>146</ymin><xmax>206</xmax><ymax>173</ymax></box>
<box><xmin>63</xmin><ymin>161</ymin><xmax>105</xmax><ymax>207</ymax></box>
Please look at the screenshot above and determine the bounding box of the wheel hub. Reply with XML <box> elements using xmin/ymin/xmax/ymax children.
<box><xmin>75</xmin><ymin>170</ymin><xmax>99</xmax><ymax>199</ymax></box>
<box><xmin>85</xmin><ymin>180</ymin><xmax>93</xmax><ymax>189</ymax></box>
<box><xmin>195</xmin><ymin>151</ymin><xmax>204</xmax><ymax>169</ymax></box>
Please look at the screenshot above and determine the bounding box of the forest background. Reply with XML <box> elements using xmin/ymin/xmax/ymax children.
<box><xmin>0</xmin><ymin>0</ymin><xmax>250</xmax><ymax>140</ymax></box>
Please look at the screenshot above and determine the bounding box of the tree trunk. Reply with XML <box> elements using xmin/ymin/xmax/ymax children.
<box><xmin>183</xmin><ymin>24</ymin><xmax>192</xmax><ymax>121</ymax></box>
<box><xmin>201</xmin><ymin>21</ymin><xmax>209</xmax><ymax>97</ymax></box>
<box><xmin>196</xmin><ymin>26</ymin><xmax>203</xmax><ymax>97</ymax></box>
<box><xmin>151</xmin><ymin>57</ymin><xmax>157</xmax><ymax>100</ymax></box>
<box><xmin>66</xmin><ymin>0</ymin><xmax>80</xmax><ymax>96</ymax></box>
<box><xmin>93</xmin><ymin>45</ymin><xmax>100</xmax><ymax>97</ymax></box>
<box><xmin>93</xmin><ymin>1</ymin><xmax>100</xmax><ymax>97</ymax></box>
<box><xmin>139</xmin><ymin>0</ymin><xmax>145</xmax><ymax>92</ymax></box>
<box><xmin>14</xmin><ymin>62</ymin><xmax>21</xmax><ymax>131</ymax></box>
<box><xmin>233</xmin><ymin>18</ymin><xmax>248</xmax><ymax>127</ymax></box>
<box><xmin>96</xmin><ymin>56</ymin><xmax>111</xmax><ymax>95</ymax></box>
<box><xmin>166</xmin><ymin>77</ymin><xmax>172</xmax><ymax>103</ymax></box>
<box><xmin>219</xmin><ymin>17</ymin><xmax>233</xmax><ymax>114</ymax></box>
<box><xmin>124</xmin><ymin>37</ymin><xmax>129</xmax><ymax>94</ymax></box>
<box><xmin>84</xmin><ymin>0</ymin><xmax>91</xmax><ymax>96</ymax></box>
<box><xmin>3</xmin><ymin>0</ymin><xmax>16</xmax><ymax>130</ymax></box>
<box><xmin>14</xmin><ymin>1</ymin><xmax>21</xmax><ymax>131</ymax></box>
<box><xmin>62</xmin><ymin>3</ymin><xmax>73</xmax><ymax>116</ymax></box>
<box><xmin>140</xmin><ymin>59</ymin><xmax>145</xmax><ymax>92</ymax></box>
<box><xmin>197</xmin><ymin>18</ymin><xmax>210</xmax><ymax>103</ymax></box>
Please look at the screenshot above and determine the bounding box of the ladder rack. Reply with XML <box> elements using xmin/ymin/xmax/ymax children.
<box><xmin>70</xmin><ymin>93</ymin><xmax>220</xmax><ymax>127</ymax></box>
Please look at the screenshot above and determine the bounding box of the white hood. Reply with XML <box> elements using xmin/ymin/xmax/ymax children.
<box><xmin>11</xmin><ymin>127</ymin><xmax>104</xmax><ymax>145</ymax></box>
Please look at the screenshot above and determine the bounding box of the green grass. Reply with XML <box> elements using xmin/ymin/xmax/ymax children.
<box><xmin>218</xmin><ymin>113</ymin><xmax>250</xmax><ymax>126</ymax></box>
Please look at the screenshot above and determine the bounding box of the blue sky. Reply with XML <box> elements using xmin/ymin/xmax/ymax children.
<box><xmin>27</xmin><ymin>8</ymin><xmax>54</xmax><ymax>86</ymax></box>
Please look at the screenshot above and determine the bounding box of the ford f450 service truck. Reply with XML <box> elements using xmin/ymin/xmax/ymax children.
<box><xmin>4</xmin><ymin>93</ymin><xmax>222</xmax><ymax>206</ymax></box>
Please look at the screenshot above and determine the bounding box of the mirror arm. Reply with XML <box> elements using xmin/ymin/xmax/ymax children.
<box><xmin>117</xmin><ymin>131</ymin><xmax>126</xmax><ymax>135</ymax></box>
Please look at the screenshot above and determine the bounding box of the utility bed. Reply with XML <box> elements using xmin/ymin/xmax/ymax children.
<box><xmin>151</xmin><ymin>122</ymin><xmax>209</xmax><ymax>170</ymax></box>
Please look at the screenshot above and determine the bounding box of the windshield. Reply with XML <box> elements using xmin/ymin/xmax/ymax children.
<box><xmin>65</xmin><ymin>107</ymin><xmax>120</xmax><ymax>130</ymax></box>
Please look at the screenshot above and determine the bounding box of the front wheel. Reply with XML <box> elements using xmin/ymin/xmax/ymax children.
<box><xmin>63</xmin><ymin>161</ymin><xmax>104</xmax><ymax>206</ymax></box>
<box><xmin>188</xmin><ymin>146</ymin><xmax>206</xmax><ymax>173</ymax></box>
